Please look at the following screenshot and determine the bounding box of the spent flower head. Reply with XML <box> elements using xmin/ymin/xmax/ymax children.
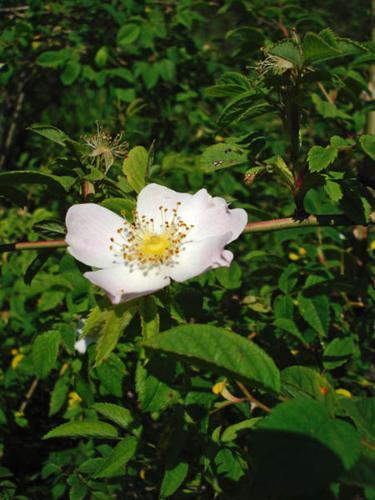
<box><xmin>83</xmin><ymin>123</ymin><xmax>128</xmax><ymax>172</ymax></box>
<box><xmin>65</xmin><ymin>183</ymin><xmax>248</xmax><ymax>304</ymax></box>
<box><xmin>257</xmin><ymin>54</ymin><xmax>295</xmax><ymax>76</ymax></box>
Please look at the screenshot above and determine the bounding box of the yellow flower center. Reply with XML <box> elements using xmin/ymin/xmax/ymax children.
<box><xmin>109</xmin><ymin>202</ymin><xmax>194</xmax><ymax>265</ymax></box>
<box><xmin>138</xmin><ymin>233</ymin><xmax>171</xmax><ymax>257</ymax></box>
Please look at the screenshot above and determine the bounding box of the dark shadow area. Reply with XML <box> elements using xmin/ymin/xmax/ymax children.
<box><xmin>249</xmin><ymin>429</ymin><xmax>346</xmax><ymax>499</ymax></box>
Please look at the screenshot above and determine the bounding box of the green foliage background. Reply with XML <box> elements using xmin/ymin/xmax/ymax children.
<box><xmin>0</xmin><ymin>0</ymin><xmax>374</xmax><ymax>498</ymax></box>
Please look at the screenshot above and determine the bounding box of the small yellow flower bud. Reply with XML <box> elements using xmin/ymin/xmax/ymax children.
<box><xmin>11</xmin><ymin>354</ymin><xmax>24</xmax><ymax>369</ymax></box>
<box><xmin>288</xmin><ymin>252</ymin><xmax>300</xmax><ymax>261</ymax></box>
<box><xmin>212</xmin><ymin>380</ymin><xmax>227</xmax><ymax>395</ymax></box>
<box><xmin>68</xmin><ymin>391</ymin><xmax>82</xmax><ymax>408</ymax></box>
<box><xmin>335</xmin><ymin>388</ymin><xmax>352</xmax><ymax>398</ymax></box>
<box><xmin>358</xmin><ymin>379</ymin><xmax>372</xmax><ymax>388</ymax></box>
<box><xmin>215</xmin><ymin>135</ymin><xmax>225</xmax><ymax>143</ymax></box>
<box><xmin>59</xmin><ymin>363</ymin><xmax>69</xmax><ymax>376</ymax></box>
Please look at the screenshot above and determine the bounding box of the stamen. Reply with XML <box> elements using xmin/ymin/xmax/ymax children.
<box><xmin>108</xmin><ymin>201</ymin><xmax>193</xmax><ymax>266</ymax></box>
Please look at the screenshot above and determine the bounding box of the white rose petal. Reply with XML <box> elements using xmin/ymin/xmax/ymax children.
<box><xmin>65</xmin><ymin>183</ymin><xmax>248</xmax><ymax>304</ymax></box>
<box><xmin>74</xmin><ymin>318</ymin><xmax>97</xmax><ymax>354</ymax></box>
<box><xmin>74</xmin><ymin>337</ymin><xmax>94</xmax><ymax>354</ymax></box>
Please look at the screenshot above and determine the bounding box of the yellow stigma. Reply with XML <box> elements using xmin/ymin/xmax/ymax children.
<box><xmin>138</xmin><ymin>233</ymin><xmax>171</xmax><ymax>257</ymax></box>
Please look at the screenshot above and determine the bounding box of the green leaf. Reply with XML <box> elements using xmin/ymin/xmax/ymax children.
<box><xmin>338</xmin><ymin>398</ymin><xmax>375</xmax><ymax>488</ymax></box>
<box><xmin>268</xmin><ymin>39</ymin><xmax>303</xmax><ymax>67</ymax></box>
<box><xmin>95</xmin><ymin>46</ymin><xmax>109</xmax><ymax>68</ymax></box>
<box><xmin>38</xmin><ymin>290</ymin><xmax>65</xmax><ymax>312</ymax></box>
<box><xmin>330</xmin><ymin>135</ymin><xmax>354</xmax><ymax>149</ymax></box>
<box><xmin>303</xmin><ymin>185</ymin><xmax>339</xmax><ymax>215</ymax></box>
<box><xmin>84</xmin><ymin>304</ymin><xmax>137</xmax><ymax>367</ymax></box>
<box><xmin>59</xmin><ymin>324</ymin><xmax>76</xmax><ymax>354</ymax></box>
<box><xmin>218</xmin><ymin>91</ymin><xmax>270</xmax><ymax>126</ymax></box>
<box><xmin>117</xmin><ymin>24</ymin><xmax>141</xmax><ymax>47</ymax></box>
<box><xmin>311</xmin><ymin>93</ymin><xmax>352</xmax><ymax>120</ymax></box>
<box><xmin>28</xmin><ymin>123</ymin><xmax>70</xmax><ymax>146</ymax></box>
<box><xmin>78</xmin><ymin>458</ymin><xmax>105</xmax><ymax>475</ymax></box>
<box><xmin>205</xmin><ymin>84</ymin><xmax>249</xmax><ymax>98</ymax></box>
<box><xmin>143</xmin><ymin>324</ymin><xmax>280</xmax><ymax>392</ymax></box>
<box><xmin>281</xmin><ymin>366</ymin><xmax>335</xmax><ymax>410</ymax></box>
<box><xmin>94</xmin><ymin>437</ymin><xmax>138</xmax><ymax>478</ymax></box>
<box><xmin>60</xmin><ymin>61</ymin><xmax>80</xmax><ymax>85</ymax></box>
<box><xmin>115</xmin><ymin>88</ymin><xmax>136</xmax><ymax>103</ymax></box>
<box><xmin>160</xmin><ymin>462</ymin><xmax>189</xmax><ymax>498</ymax></box>
<box><xmin>69</xmin><ymin>479</ymin><xmax>88</xmax><ymax>500</ymax></box>
<box><xmin>100</xmin><ymin>197</ymin><xmax>135</xmax><ymax>219</ymax></box>
<box><xmin>49</xmin><ymin>377</ymin><xmax>69</xmax><ymax>416</ymax></box>
<box><xmin>199</xmin><ymin>142</ymin><xmax>247</xmax><ymax>172</ymax></box>
<box><xmin>91</xmin><ymin>403</ymin><xmax>134</xmax><ymax>430</ymax></box>
<box><xmin>32</xmin><ymin>330</ymin><xmax>61</xmax><ymax>379</ymax></box>
<box><xmin>303</xmin><ymin>32</ymin><xmax>341</xmax><ymax>63</ymax></box>
<box><xmin>273</xmin><ymin>295</ymin><xmax>294</xmax><ymax>320</ymax></box>
<box><xmin>268</xmin><ymin>155</ymin><xmax>294</xmax><ymax>187</ymax></box>
<box><xmin>335</xmin><ymin>37</ymin><xmax>368</xmax><ymax>57</ymax></box>
<box><xmin>221</xmin><ymin>418</ymin><xmax>261</xmax><ymax>443</ymax></box>
<box><xmin>96</xmin><ymin>355</ymin><xmax>126</xmax><ymax>397</ymax></box>
<box><xmin>205</xmin><ymin>72</ymin><xmax>250</xmax><ymax>97</ymax></box>
<box><xmin>323</xmin><ymin>337</ymin><xmax>355</xmax><ymax>370</ymax></box>
<box><xmin>122</xmin><ymin>146</ymin><xmax>148</xmax><ymax>193</ymax></box>
<box><xmin>274</xmin><ymin>318</ymin><xmax>306</xmax><ymax>345</ymax></box>
<box><xmin>278</xmin><ymin>264</ymin><xmax>299</xmax><ymax>294</ymax></box>
<box><xmin>298</xmin><ymin>293</ymin><xmax>329</xmax><ymax>337</ymax></box>
<box><xmin>24</xmin><ymin>249</ymin><xmax>53</xmax><ymax>285</ymax></box>
<box><xmin>140</xmin><ymin>296</ymin><xmax>159</xmax><ymax>339</ymax></box>
<box><xmin>318</xmin><ymin>28</ymin><xmax>339</xmax><ymax>47</ymax></box>
<box><xmin>344</xmin><ymin>447</ymin><xmax>375</xmax><ymax>488</ymax></box>
<box><xmin>33</xmin><ymin>218</ymin><xmax>66</xmax><ymax>239</ymax></box>
<box><xmin>0</xmin><ymin>171</ymin><xmax>74</xmax><ymax>192</ymax></box>
<box><xmin>339</xmin><ymin>398</ymin><xmax>375</xmax><ymax>442</ymax></box>
<box><xmin>360</xmin><ymin>135</ymin><xmax>375</xmax><ymax>161</ymax></box>
<box><xmin>157</xmin><ymin>59</ymin><xmax>176</xmax><ymax>82</ymax></box>
<box><xmin>36</xmin><ymin>49</ymin><xmax>71</xmax><ymax>67</ymax></box>
<box><xmin>215</xmin><ymin>448</ymin><xmax>246</xmax><ymax>481</ymax></box>
<box><xmin>140</xmin><ymin>63</ymin><xmax>159</xmax><ymax>89</ymax></box>
<box><xmin>43</xmin><ymin>420</ymin><xmax>118</xmax><ymax>440</ymax></box>
<box><xmin>135</xmin><ymin>361</ymin><xmax>179</xmax><ymax>413</ymax></box>
<box><xmin>324</xmin><ymin>179</ymin><xmax>343</xmax><ymax>203</ymax></box>
<box><xmin>94</xmin><ymin>304</ymin><xmax>137</xmax><ymax>366</ymax></box>
<box><xmin>108</xmin><ymin>68</ymin><xmax>134</xmax><ymax>83</ymax></box>
<box><xmin>215</xmin><ymin>261</ymin><xmax>242</xmax><ymax>289</ymax></box>
<box><xmin>252</xmin><ymin>398</ymin><xmax>361</xmax><ymax>496</ymax></box>
<box><xmin>308</xmin><ymin>145</ymin><xmax>338</xmax><ymax>172</ymax></box>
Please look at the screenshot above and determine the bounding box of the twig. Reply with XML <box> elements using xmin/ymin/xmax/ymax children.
<box><xmin>209</xmin><ymin>398</ymin><xmax>246</xmax><ymax>414</ymax></box>
<box><xmin>236</xmin><ymin>381</ymin><xmax>271</xmax><ymax>413</ymax></box>
<box><xmin>318</xmin><ymin>82</ymin><xmax>335</xmax><ymax>104</ymax></box>
<box><xmin>0</xmin><ymin>239</ymin><xmax>67</xmax><ymax>252</ymax></box>
<box><xmin>82</xmin><ymin>180</ymin><xmax>94</xmax><ymax>199</ymax></box>
<box><xmin>0</xmin><ymin>6</ymin><xmax>29</xmax><ymax>12</ymax></box>
<box><xmin>1</xmin><ymin>212</ymin><xmax>374</xmax><ymax>254</ymax></box>
<box><xmin>18</xmin><ymin>378</ymin><xmax>38</xmax><ymax>414</ymax></box>
<box><xmin>244</xmin><ymin>212</ymin><xmax>375</xmax><ymax>233</ymax></box>
<box><xmin>0</xmin><ymin>87</ymin><xmax>25</xmax><ymax>169</ymax></box>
